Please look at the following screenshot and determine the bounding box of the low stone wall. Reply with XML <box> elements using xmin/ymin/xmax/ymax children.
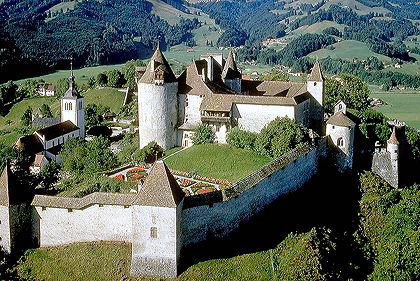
<box><xmin>31</xmin><ymin>193</ymin><xmax>135</xmax><ymax>247</ymax></box>
<box><xmin>181</xmin><ymin>138</ymin><xmax>327</xmax><ymax>247</ymax></box>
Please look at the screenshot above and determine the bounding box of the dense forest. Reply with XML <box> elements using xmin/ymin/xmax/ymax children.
<box><xmin>0</xmin><ymin>0</ymin><xmax>199</xmax><ymax>82</ymax></box>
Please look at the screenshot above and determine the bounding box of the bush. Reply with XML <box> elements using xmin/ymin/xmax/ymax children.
<box><xmin>255</xmin><ymin>117</ymin><xmax>308</xmax><ymax>157</ymax></box>
<box><xmin>192</xmin><ymin>124</ymin><xmax>215</xmax><ymax>145</ymax></box>
<box><xmin>227</xmin><ymin>127</ymin><xmax>257</xmax><ymax>150</ymax></box>
<box><xmin>132</xmin><ymin>141</ymin><xmax>163</xmax><ymax>164</ymax></box>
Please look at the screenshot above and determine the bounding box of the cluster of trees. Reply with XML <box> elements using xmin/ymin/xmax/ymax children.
<box><xmin>324</xmin><ymin>74</ymin><xmax>371</xmax><ymax>113</ymax></box>
<box><xmin>60</xmin><ymin>136</ymin><xmax>117</xmax><ymax>175</ymax></box>
<box><xmin>0</xmin><ymin>0</ymin><xmax>200</xmax><ymax>82</ymax></box>
<box><xmin>357</xmin><ymin>172</ymin><xmax>419</xmax><ymax>280</ymax></box>
<box><xmin>0</xmin><ymin>81</ymin><xmax>26</xmax><ymax>114</ymax></box>
<box><xmin>192</xmin><ymin>124</ymin><xmax>215</xmax><ymax>145</ymax></box>
<box><xmin>227</xmin><ymin>117</ymin><xmax>309</xmax><ymax>158</ymax></box>
<box><xmin>238</xmin><ymin>33</ymin><xmax>335</xmax><ymax>66</ymax></box>
<box><xmin>197</xmin><ymin>0</ymin><xmax>289</xmax><ymax>47</ymax></box>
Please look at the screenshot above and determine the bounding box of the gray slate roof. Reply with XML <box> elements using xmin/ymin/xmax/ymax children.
<box><xmin>327</xmin><ymin>112</ymin><xmax>356</xmax><ymax>127</ymax></box>
<box><xmin>32</xmin><ymin>117</ymin><xmax>60</xmax><ymax>128</ymax></box>
<box><xmin>134</xmin><ymin>161</ymin><xmax>184</xmax><ymax>208</ymax></box>
<box><xmin>138</xmin><ymin>45</ymin><xmax>177</xmax><ymax>84</ymax></box>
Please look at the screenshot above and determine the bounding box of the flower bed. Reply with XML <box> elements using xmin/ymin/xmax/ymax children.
<box><xmin>128</xmin><ymin>173</ymin><xmax>146</xmax><ymax>181</ymax></box>
<box><xmin>196</xmin><ymin>187</ymin><xmax>215</xmax><ymax>195</ymax></box>
<box><xmin>177</xmin><ymin>178</ymin><xmax>196</xmax><ymax>187</ymax></box>
<box><xmin>191</xmin><ymin>182</ymin><xmax>214</xmax><ymax>194</ymax></box>
<box><xmin>113</xmin><ymin>174</ymin><xmax>125</xmax><ymax>181</ymax></box>
<box><xmin>127</xmin><ymin>167</ymin><xmax>145</xmax><ymax>173</ymax></box>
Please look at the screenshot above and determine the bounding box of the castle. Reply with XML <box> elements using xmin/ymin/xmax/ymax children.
<box><xmin>0</xmin><ymin>47</ymin><xmax>373</xmax><ymax>278</ymax></box>
<box><xmin>136</xmin><ymin>45</ymin><xmax>324</xmax><ymax>148</ymax></box>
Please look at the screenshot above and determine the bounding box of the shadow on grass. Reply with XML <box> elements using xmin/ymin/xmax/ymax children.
<box><xmin>180</xmin><ymin>163</ymin><xmax>362</xmax><ymax>275</ymax></box>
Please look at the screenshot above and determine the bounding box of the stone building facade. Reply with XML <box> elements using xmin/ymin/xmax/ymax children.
<box><xmin>136</xmin><ymin>46</ymin><xmax>325</xmax><ymax>149</ymax></box>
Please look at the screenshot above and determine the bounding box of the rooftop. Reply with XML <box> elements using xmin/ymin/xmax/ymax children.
<box><xmin>327</xmin><ymin>112</ymin><xmax>356</xmax><ymax>127</ymax></box>
<box><xmin>36</xmin><ymin>120</ymin><xmax>79</xmax><ymax>141</ymax></box>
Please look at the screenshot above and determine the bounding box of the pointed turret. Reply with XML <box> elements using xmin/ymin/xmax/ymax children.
<box><xmin>309</xmin><ymin>60</ymin><xmax>324</xmax><ymax>82</ymax></box>
<box><xmin>222</xmin><ymin>51</ymin><xmax>242</xmax><ymax>93</ymax></box>
<box><xmin>139</xmin><ymin>44</ymin><xmax>177</xmax><ymax>84</ymax></box>
<box><xmin>134</xmin><ymin>161</ymin><xmax>184</xmax><ymax>208</ymax></box>
<box><xmin>388</xmin><ymin>126</ymin><xmax>399</xmax><ymax>145</ymax></box>
<box><xmin>222</xmin><ymin>51</ymin><xmax>241</xmax><ymax>80</ymax></box>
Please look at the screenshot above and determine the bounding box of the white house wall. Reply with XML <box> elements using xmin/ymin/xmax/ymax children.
<box><xmin>33</xmin><ymin>204</ymin><xmax>132</xmax><ymax>247</ymax></box>
<box><xmin>232</xmin><ymin>104</ymin><xmax>295</xmax><ymax>132</ymax></box>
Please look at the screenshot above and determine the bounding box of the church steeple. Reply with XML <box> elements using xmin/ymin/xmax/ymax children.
<box><xmin>64</xmin><ymin>59</ymin><xmax>80</xmax><ymax>98</ymax></box>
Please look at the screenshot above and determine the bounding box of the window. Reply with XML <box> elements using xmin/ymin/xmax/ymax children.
<box><xmin>338</xmin><ymin>104</ymin><xmax>342</xmax><ymax>110</ymax></box>
<box><xmin>332</xmin><ymin>125</ymin><xmax>335</xmax><ymax>129</ymax></box>
<box><xmin>337</xmin><ymin>137</ymin><xmax>344</xmax><ymax>147</ymax></box>
<box><xmin>314</xmin><ymin>82</ymin><xmax>317</xmax><ymax>86</ymax></box>
<box><xmin>69</xmin><ymin>103</ymin><xmax>72</xmax><ymax>110</ymax></box>
<box><xmin>67</xmin><ymin>208</ymin><xmax>73</xmax><ymax>213</ymax></box>
<box><xmin>42</xmin><ymin>207</ymin><xmax>46</xmax><ymax>211</ymax></box>
<box><xmin>150</xmin><ymin>227</ymin><xmax>157</xmax><ymax>239</ymax></box>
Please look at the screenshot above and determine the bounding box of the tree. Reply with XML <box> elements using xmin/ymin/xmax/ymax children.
<box><xmin>132</xmin><ymin>141</ymin><xmax>163</xmax><ymax>164</ymax></box>
<box><xmin>84</xmin><ymin>136</ymin><xmax>117</xmax><ymax>173</ymax></box>
<box><xmin>87</xmin><ymin>76</ymin><xmax>96</xmax><ymax>89</ymax></box>
<box><xmin>39</xmin><ymin>161</ymin><xmax>60</xmax><ymax>190</ymax></box>
<box><xmin>255</xmin><ymin>117</ymin><xmax>308</xmax><ymax>157</ymax></box>
<box><xmin>96</xmin><ymin>73</ymin><xmax>108</xmax><ymax>87</ymax></box>
<box><xmin>55</xmin><ymin>78</ymin><xmax>70</xmax><ymax>97</ymax></box>
<box><xmin>19</xmin><ymin>79</ymin><xmax>39</xmax><ymax>97</ymax></box>
<box><xmin>39</xmin><ymin>104</ymin><xmax>53</xmax><ymax>118</ymax></box>
<box><xmin>21</xmin><ymin>107</ymin><xmax>33</xmax><ymax>127</ymax></box>
<box><xmin>106</xmin><ymin>69</ymin><xmax>125</xmax><ymax>88</ymax></box>
<box><xmin>227</xmin><ymin>127</ymin><xmax>257</xmax><ymax>150</ymax></box>
<box><xmin>192</xmin><ymin>124</ymin><xmax>215</xmax><ymax>145</ymax></box>
<box><xmin>122</xmin><ymin>59</ymin><xmax>145</xmax><ymax>90</ymax></box>
<box><xmin>60</xmin><ymin>137</ymin><xmax>86</xmax><ymax>174</ymax></box>
<box><xmin>85</xmin><ymin>104</ymin><xmax>104</xmax><ymax>127</ymax></box>
<box><xmin>261</xmin><ymin>70</ymin><xmax>290</xmax><ymax>81</ymax></box>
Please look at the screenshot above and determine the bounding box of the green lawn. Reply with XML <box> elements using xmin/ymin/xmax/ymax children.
<box><xmin>83</xmin><ymin>87</ymin><xmax>126</xmax><ymax>114</ymax></box>
<box><xmin>164</xmin><ymin>144</ymin><xmax>272</xmax><ymax>181</ymax></box>
<box><xmin>371</xmin><ymin>93</ymin><xmax>420</xmax><ymax>129</ymax></box>
<box><xmin>16</xmin><ymin>242</ymin><xmax>272</xmax><ymax>281</ymax></box>
<box><xmin>15</xmin><ymin>64</ymin><xmax>125</xmax><ymax>85</ymax></box>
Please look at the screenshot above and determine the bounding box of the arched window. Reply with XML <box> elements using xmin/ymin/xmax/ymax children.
<box><xmin>69</xmin><ymin>103</ymin><xmax>72</xmax><ymax>110</ymax></box>
<box><xmin>338</xmin><ymin>104</ymin><xmax>343</xmax><ymax>110</ymax></box>
<box><xmin>150</xmin><ymin>227</ymin><xmax>157</xmax><ymax>239</ymax></box>
<box><xmin>337</xmin><ymin>137</ymin><xmax>344</xmax><ymax>147</ymax></box>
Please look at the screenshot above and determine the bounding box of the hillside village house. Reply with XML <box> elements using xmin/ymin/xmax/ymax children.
<box><xmin>37</xmin><ymin>83</ymin><xmax>55</xmax><ymax>96</ymax></box>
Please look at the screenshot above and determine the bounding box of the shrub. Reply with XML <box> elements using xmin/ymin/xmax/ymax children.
<box><xmin>132</xmin><ymin>141</ymin><xmax>163</xmax><ymax>164</ymax></box>
<box><xmin>255</xmin><ymin>117</ymin><xmax>308</xmax><ymax>157</ymax></box>
<box><xmin>192</xmin><ymin>124</ymin><xmax>215</xmax><ymax>145</ymax></box>
<box><xmin>227</xmin><ymin>127</ymin><xmax>257</xmax><ymax>150</ymax></box>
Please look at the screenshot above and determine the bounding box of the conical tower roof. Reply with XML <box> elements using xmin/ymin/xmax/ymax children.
<box><xmin>139</xmin><ymin>44</ymin><xmax>177</xmax><ymax>84</ymax></box>
<box><xmin>309</xmin><ymin>61</ymin><xmax>324</xmax><ymax>82</ymax></box>
<box><xmin>388</xmin><ymin>127</ymin><xmax>399</xmax><ymax>145</ymax></box>
<box><xmin>134</xmin><ymin>161</ymin><xmax>184</xmax><ymax>208</ymax></box>
<box><xmin>222</xmin><ymin>51</ymin><xmax>241</xmax><ymax>80</ymax></box>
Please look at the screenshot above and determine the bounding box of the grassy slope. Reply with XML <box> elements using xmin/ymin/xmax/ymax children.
<box><xmin>16</xmin><ymin>242</ymin><xmax>272</xmax><ymax>281</ymax></box>
<box><xmin>164</xmin><ymin>144</ymin><xmax>272</xmax><ymax>181</ymax></box>
<box><xmin>83</xmin><ymin>87</ymin><xmax>126</xmax><ymax>113</ymax></box>
<box><xmin>15</xmin><ymin>64</ymin><xmax>125</xmax><ymax>85</ymax></box>
<box><xmin>370</xmin><ymin>93</ymin><xmax>420</xmax><ymax>129</ymax></box>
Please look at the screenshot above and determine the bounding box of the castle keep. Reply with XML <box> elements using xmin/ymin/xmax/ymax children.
<box><xmin>136</xmin><ymin>46</ymin><xmax>324</xmax><ymax>149</ymax></box>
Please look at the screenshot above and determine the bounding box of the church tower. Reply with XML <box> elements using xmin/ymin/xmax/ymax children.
<box><xmin>61</xmin><ymin>62</ymin><xmax>85</xmax><ymax>137</ymax></box>
<box><xmin>222</xmin><ymin>51</ymin><xmax>242</xmax><ymax>93</ymax></box>
<box><xmin>307</xmin><ymin>61</ymin><xmax>324</xmax><ymax>106</ymax></box>
<box><xmin>131</xmin><ymin>161</ymin><xmax>185</xmax><ymax>278</ymax></box>
<box><xmin>137</xmin><ymin>44</ymin><xmax>178</xmax><ymax>149</ymax></box>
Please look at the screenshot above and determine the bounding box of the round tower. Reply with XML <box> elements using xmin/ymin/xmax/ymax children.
<box><xmin>326</xmin><ymin>111</ymin><xmax>356</xmax><ymax>171</ymax></box>
<box><xmin>387</xmin><ymin>126</ymin><xmax>399</xmax><ymax>165</ymax></box>
<box><xmin>137</xmin><ymin>45</ymin><xmax>178</xmax><ymax>149</ymax></box>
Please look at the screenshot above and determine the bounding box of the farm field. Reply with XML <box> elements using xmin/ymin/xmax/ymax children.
<box><xmin>164</xmin><ymin>144</ymin><xmax>272</xmax><ymax>182</ymax></box>
<box><xmin>371</xmin><ymin>93</ymin><xmax>420</xmax><ymax>129</ymax></box>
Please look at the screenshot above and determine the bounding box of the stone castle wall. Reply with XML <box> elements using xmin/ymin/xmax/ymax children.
<box><xmin>32</xmin><ymin>203</ymin><xmax>133</xmax><ymax>247</ymax></box>
<box><xmin>0</xmin><ymin>205</ymin><xmax>11</xmax><ymax>253</ymax></box>
<box><xmin>181</xmin><ymin>139</ymin><xmax>327</xmax><ymax>247</ymax></box>
<box><xmin>372</xmin><ymin>150</ymin><xmax>398</xmax><ymax>188</ymax></box>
